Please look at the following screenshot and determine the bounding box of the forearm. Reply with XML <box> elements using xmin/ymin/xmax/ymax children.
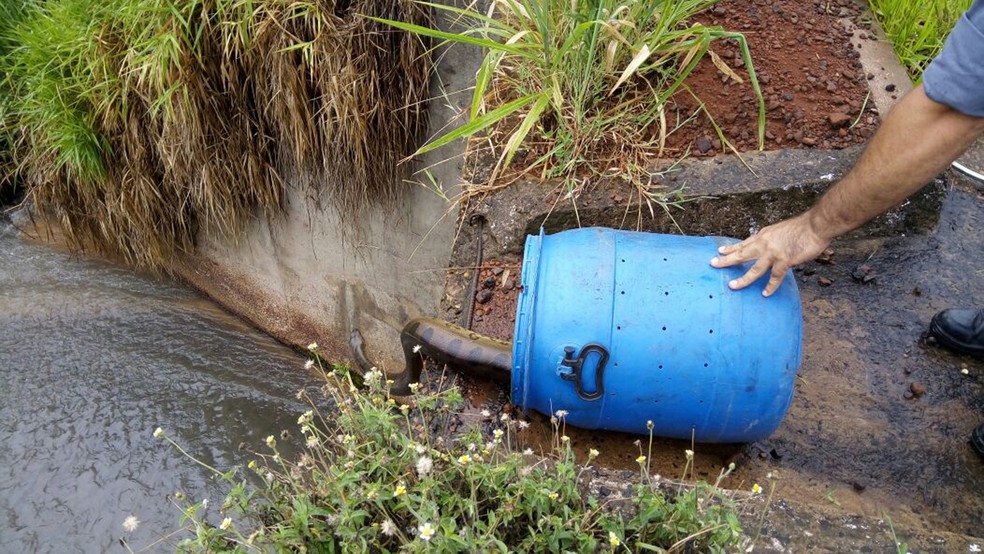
<box><xmin>807</xmin><ymin>84</ymin><xmax>984</xmax><ymax>240</ymax></box>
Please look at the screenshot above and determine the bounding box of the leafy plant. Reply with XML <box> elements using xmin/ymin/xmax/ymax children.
<box><xmin>375</xmin><ymin>0</ymin><xmax>765</xmax><ymax>198</ymax></box>
<box><xmin>153</xmin><ymin>359</ymin><xmax>752</xmax><ymax>552</ymax></box>
<box><xmin>867</xmin><ymin>0</ymin><xmax>973</xmax><ymax>80</ymax></box>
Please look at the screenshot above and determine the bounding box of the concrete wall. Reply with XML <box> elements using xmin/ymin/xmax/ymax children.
<box><xmin>175</xmin><ymin>7</ymin><xmax>484</xmax><ymax>371</ymax></box>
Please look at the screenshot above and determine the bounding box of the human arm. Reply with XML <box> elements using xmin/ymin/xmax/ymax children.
<box><xmin>709</xmin><ymin>84</ymin><xmax>984</xmax><ymax>296</ymax></box>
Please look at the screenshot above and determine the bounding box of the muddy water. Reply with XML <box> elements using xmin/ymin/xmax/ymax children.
<box><xmin>0</xmin><ymin>220</ymin><xmax>311</xmax><ymax>552</ymax></box>
<box><xmin>466</xmin><ymin>181</ymin><xmax>984</xmax><ymax>544</ymax></box>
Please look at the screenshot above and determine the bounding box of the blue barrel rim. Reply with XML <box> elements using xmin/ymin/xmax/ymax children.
<box><xmin>511</xmin><ymin>228</ymin><xmax>544</xmax><ymax>410</ymax></box>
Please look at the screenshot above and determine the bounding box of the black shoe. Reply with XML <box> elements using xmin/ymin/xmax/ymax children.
<box><xmin>972</xmin><ymin>424</ymin><xmax>984</xmax><ymax>460</ymax></box>
<box><xmin>928</xmin><ymin>308</ymin><xmax>984</xmax><ymax>357</ymax></box>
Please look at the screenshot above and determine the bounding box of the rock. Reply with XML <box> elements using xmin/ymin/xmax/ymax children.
<box><xmin>818</xmin><ymin>276</ymin><xmax>833</xmax><ymax>286</ymax></box>
<box><xmin>850</xmin><ymin>263</ymin><xmax>876</xmax><ymax>283</ymax></box>
<box><xmin>696</xmin><ymin>136</ymin><xmax>713</xmax><ymax>153</ymax></box>
<box><xmin>828</xmin><ymin>112</ymin><xmax>852</xmax><ymax>128</ymax></box>
<box><xmin>502</xmin><ymin>279</ymin><xmax>515</xmax><ymax>291</ymax></box>
<box><xmin>885</xmin><ymin>83</ymin><xmax>897</xmax><ymax>92</ymax></box>
<box><xmin>909</xmin><ymin>381</ymin><xmax>926</xmax><ymax>397</ymax></box>
<box><xmin>801</xmin><ymin>137</ymin><xmax>817</xmax><ymax>146</ymax></box>
<box><xmin>476</xmin><ymin>289</ymin><xmax>493</xmax><ymax>304</ymax></box>
<box><xmin>482</xmin><ymin>276</ymin><xmax>497</xmax><ymax>289</ymax></box>
<box><xmin>491</xmin><ymin>267</ymin><xmax>504</xmax><ymax>276</ymax></box>
<box><xmin>815</xmin><ymin>249</ymin><xmax>835</xmax><ymax>265</ymax></box>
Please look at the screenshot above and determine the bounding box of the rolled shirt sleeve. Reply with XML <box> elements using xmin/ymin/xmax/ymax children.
<box><xmin>923</xmin><ymin>0</ymin><xmax>984</xmax><ymax>117</ymax></box>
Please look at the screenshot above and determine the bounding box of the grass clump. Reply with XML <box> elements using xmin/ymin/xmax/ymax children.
<box><xmin>377</xmin><ymin>0</ymin><xmax>764</xmax><ymax>205</ymax></box>
<box><xmin>0</xmin><ymin>0</ymin><xmax>431</xmax><ymax>268</ymax></box>
<box><xmin>153</xmin><ymin>362</ymin><xmax>751</xmax><ymax>552</ymax></box>
<box><xmin>867</xmin><ymin>0</ymin><xmax>973</xmax><ymax>80</ymax></box>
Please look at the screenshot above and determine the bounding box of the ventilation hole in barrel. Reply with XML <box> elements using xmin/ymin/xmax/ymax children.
<box><xmin>658</xmin><ymin>364</ymin><xmax>663</xmax><ymax>369</ymax></box>
<box><xmin>703</xmin><ymin>363</ymin><xmax>709</xmax><ymax>367</ymax></box>
<box><xmin>709</xmin><ymin>294</ymin><xmax>714</xmax><ymax>299</ymax></box>
<box><xmin>616</xmin><ymin>325</ymin><xmax>622</xmax><ymax>330</ymax></box>
<box><xmin>699</xmin><ymin>399</ymin><xmax>704</xmax><ymax>404</ymax></box>
<box><xmin>620</xmin><ymin>290</ymin><xmax>625</xmax><ymax>295</ymax></box>
<box><xmin>653</xmin><ymin>399</ymin><xmax>659</xmax><ymax>404</ymax></box>
<box><xmin>663</xmin><ymin>257</ymin><xmax>668</xmax><ymax>262</ymax></box>
<box><xmin>709</xmin><ymin>329</ymin><xmax>714</xmax><ymax>334</ymax></box>
<box><xmin>664</xmin><ymin>291</ymin><xmax>670</xmax><ymax>296</ymax></box>
<box><xmin>662</xmin><ymin>326</ymin><xmax>667</xmax><ymax>331</ymax></box>
<box><xmin>613</xmin><ymin>362</ymin><xmax>619</xmax><ymax>367</ymax></box>
<box><xmin>621</xmin><ymin>258</ymin><xmax>626</xmax><ymax>263</ymax></box>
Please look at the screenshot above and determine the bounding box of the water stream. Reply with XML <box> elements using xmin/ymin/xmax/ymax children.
<box><xmin>0</xmin><ymin>220</ymin><xmax>312</xmax><ymax>552</ymax></box>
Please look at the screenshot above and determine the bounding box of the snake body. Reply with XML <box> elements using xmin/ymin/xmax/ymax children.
<box><xmin>350</xmin><ymin>317</ymin><xmax>512</xmax><ymax>396</ymax></box>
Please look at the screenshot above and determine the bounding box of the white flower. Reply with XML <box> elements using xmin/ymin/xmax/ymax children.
<box><xmin>265</xmin><ymin>472</ymin><xmax>274</xmax><ymax>481</ymax></box>
<box><xmin>307</xmin><ymin>342</ymin><xmax>318</xmax><ymax>350</ymax></box>
<box><xmin>418</xmin><ymin>522</ymin><xmax>436</xmax><ymax>541</ymax></box>
<box><xmin>493</xmin><ymin>429</ymin><xmax>504</xmax><ymax>439</ymax></box>
<box><xmin>523</xmin><ymin>448</ymin><xmax>533</xmax><ymax>456</ymax></box>
<box><xmin>153</xmin><ymin>427</ymin><xmax>164</xmax><ymax>439</ymax></box>
<box><xmin>381</xmin><ymin>520</ymin><xmax>397</xmax><ymax>537</ymax></box>
<box><xmin>970</xmin><ymin>545</ymin><xmax>981</xmax><ymax>553</ymax></box>
<box><xmin>517</xmin><ymin>421</ymin><xmax>530</xmax><ymax>430</ymax></box>
<box><xmin>588</xmin><ymin>448</ymin><xmax>600</xmax><ymax>458</ymax></box>
<box><xmin>500</xmin><ymin>414</ymin><xmax>510</xmax><ymax>422</ymax></box>
<box><xmin>304</xmin><ymin>359</ymin><xmax>314</xmax><ymax>370</ymax></box>
<box><xmin>265</xmin><ymin>435</ymin><xmax>276</xmax><ymax>448</ymax></box>
<box><xmin>306</xmin><ymin>437</ymin><xmax>319</xmax><ymax>449</ymax></box>
<box><xmin>298</xmin><ymin>410</ymin><xmax>313</xmax><ymax>426</ymax></box>
<box><xmin>412</xmin><ymin>344</ymin><xmax>422</xmax><ymax>354</ymax></box>
<box><xmin>480</xmin><ymin>409</ymin><xmax>491</xmax><ymax>418</ymax></box>
<box><xmin>962</xmin><ymin>368</ymin><xmax>971</xmax><ymax>375</ymax></box>
<box><xmin>685</xmin><ymin>449</ymin><xmax>694</xmax><ymax>460</ymax></box>
<box><xmin>414</xmin><ymin>444</ymin><xmax>426</xmax><ymax>454</ymax></box>
<box><xmin>201</xmin><ymin>498</ymin><xmax>209</xmax><ymax>509</ymax></box>
<box><xmin>555</xmin><ymin>409</ymin><xmax>569</xmax><ymax>418</ymax></box>
<box><xmin>416</xmin><ymin>456</ymin><xmax>433</xmax><ymax>476</ymax></box>
<box><xmin>122</xmin><ymin>515</ymin><xmax>140</xmax><ymax>532</ymax></box>
<box><xmin>220</xmin><ymin>517</ymin><xmax>232</xmax><ymax>530</ymax></box>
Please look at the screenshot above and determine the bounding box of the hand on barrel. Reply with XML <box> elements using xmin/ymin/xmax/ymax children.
<box><xmin>709</xmin><ymin>213</ymin><xmax>831</xmax><ymax>297</ymax></box>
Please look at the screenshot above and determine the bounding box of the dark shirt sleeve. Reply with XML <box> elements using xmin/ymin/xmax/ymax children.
<box><xmin>923</xmin><ymin>0</ymin><xmax>984</xmax><ymax>117</ymax></box>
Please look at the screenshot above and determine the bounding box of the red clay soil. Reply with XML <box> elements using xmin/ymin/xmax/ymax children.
<box><xmin>664</xmin><ymin>0</ymin><xmax>881</xmax><ymax>158</ymax></box>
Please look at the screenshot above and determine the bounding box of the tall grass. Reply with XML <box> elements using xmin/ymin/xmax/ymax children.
<box><xmin>868</xmin><ymin>0</ymin><xmax>973</xmax><ymax>80</ymax></box>
<box><xmin>0</xmin><ymin>0</ymin><xmax>432</xmax><ymax>268</ymax></box>
<box><xmin>376</xmin><ymin>0</ymin><xmax>764</xmax><ymax>200</ymax></box>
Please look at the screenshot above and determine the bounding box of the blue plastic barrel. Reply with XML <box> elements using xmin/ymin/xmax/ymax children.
<box><xmin>511</xmin><ymin>227</ymin><xmax>802</xmax><ymax>442</ymax></box>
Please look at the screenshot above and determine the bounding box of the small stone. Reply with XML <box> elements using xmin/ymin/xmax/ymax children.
<box><xmin>801</xmin><ymin>137</ymin><xmax>817</xmax><ymax>146</ymax></box>
<box><xmin>885</xmin><ymin>83</ymin><xmax>897</xmax><ymax>92</ymax></box>
<box><xmin>815</xmin><ymin>249</ymin><xmax>835</xmax><ymax>264</ymax></box>
<box><xmin>818</xmin><ymin>276</ymin><xmax>833</xmax><ymax>286</ymax></box>
<box><xmin>783</xmin><ymin>93</ymin><xmax>794</xmax><ymax>101</ymax></box>
<box><xmin>866</xmin><ymin>73</ymin><xmax>874</xmax><ymax>80</ymax></box>
<box><xmin>829</xmin><ymin>112</ymin><xmax>852</xmax><ymax>128</ymax></box>
<box><xmin>491</xmin><ymin>267</ymin><xmax>504</xmax><ymax>276</ymax></box>
<box><xmin>696</xmin><ymin>136</ymin><xmax>713</xmax><ymax>153</ymax></box>
<box><xmin>476</xmin><ymin>289</ymin><xmax>493</xmax><ymax>304</ymax></box>
<box><xmin>482</xmin><ymin>276</ymin><xmax>496</xmax><ymax>289</ymax></box>
<box><xmin>502</xmin><ymin>279</ymin><xmax>515</xmax><ymax>291</ymax></box>
<box><xmin>909</xmin><ymin>381</ymin><xmax>926</xmax><ymax>397</ymax></box>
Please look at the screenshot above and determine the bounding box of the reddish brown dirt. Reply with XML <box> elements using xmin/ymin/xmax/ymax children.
<box><xmin>664</xmin><ymin>0</ymin><xmax>880</xmax><ymax>158</ymax></box>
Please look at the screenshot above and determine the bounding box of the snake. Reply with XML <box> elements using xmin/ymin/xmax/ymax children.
<box><xmin>350</xmin><ymin>317</ymin><xmax>512</xmax><ymax>396</ymax></box>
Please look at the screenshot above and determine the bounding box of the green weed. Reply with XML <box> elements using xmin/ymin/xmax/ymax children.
<box><xmin>151</xmin><ymin>360</ymin><xmax>754</xmax><ymax>552</ymax></box>
<box><xmin>867</xmin><ymin>0</ymin><xmax>972</xmax><ymax>80</ymax></box>
<box><xmin>375</xmin><ymin>0</ymin><xmax>765</xmax><ymax>201</ymax></box>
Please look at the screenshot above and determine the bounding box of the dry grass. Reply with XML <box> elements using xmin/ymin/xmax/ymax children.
<box><xmin>4</xmin><ymin>0</ymin><xmax>432</xmax><ymax>269</ymax></box>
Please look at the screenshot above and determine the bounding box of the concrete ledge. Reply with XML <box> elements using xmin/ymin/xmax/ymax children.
<box><xmin>455</xmin><ymin>146</ymin><xmax>946</xmax><ymax>266</ymax></box>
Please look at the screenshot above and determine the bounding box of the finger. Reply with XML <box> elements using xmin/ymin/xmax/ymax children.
<box><xmin>710</xmin><ymin>245</ymin><xmax>758</xmax><ymax>268</ymax></box>
<box><xmin>727</xmin><ymin>258</ymin><xmax>771</xmax><ymax>290</ymax></box>
<box><xmin>716</xmin><ymin>240</ymin><xmax>747</xmax><ymax>256</ymax></box>
<box><xmin>762</xmin><ymin>264</ymin><xmax>789</xmax><ymax>297</ymax></box>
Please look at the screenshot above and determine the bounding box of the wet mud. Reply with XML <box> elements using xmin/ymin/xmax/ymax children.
<box><xmin>446</xmin><ymin>175</ymin><xmax>984</xmax><ymax>549</ymax></box>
